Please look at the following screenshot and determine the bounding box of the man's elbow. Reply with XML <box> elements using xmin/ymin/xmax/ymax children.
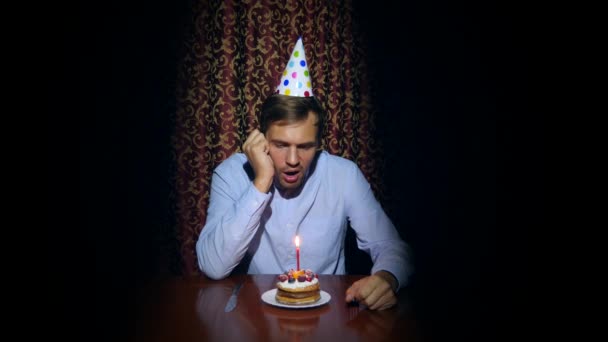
<box><xmin>202</xmin><ymin>268</ymin><xmax>229</xmax><ymax>280</ymax></box>
<box><xmin>199</xmin><ymin>260</ymin><xmax>230</xmax><ymax>280</ymax></box>
<box><xmin>196</xmin><ymin>241</ymin><xmax>228</xmax><ymax>280</ymax></box>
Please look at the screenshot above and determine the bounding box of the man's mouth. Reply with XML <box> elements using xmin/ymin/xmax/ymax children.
<box><xmin>282</xmin><ymin>170</ymin><xmax>300</xmax><ymax>183</ymax></box>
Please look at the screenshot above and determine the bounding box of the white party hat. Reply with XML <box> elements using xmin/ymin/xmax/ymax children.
<box><xmin>275</xmin><ymin>37</ymin><xmax>314</xmax><ymax>97</ymax></box>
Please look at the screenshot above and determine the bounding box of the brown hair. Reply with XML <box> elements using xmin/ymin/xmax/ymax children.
<box><xmin>260</xmin><ymin>94</ymin><xmax>325</xmax><ymax>144</ymax></box>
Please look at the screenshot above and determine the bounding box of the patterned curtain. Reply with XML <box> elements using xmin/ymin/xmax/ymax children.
<box><xmin>169</xmin><ymin>0</ymin><xmax>386</xmax><ymax>276</ymax></box>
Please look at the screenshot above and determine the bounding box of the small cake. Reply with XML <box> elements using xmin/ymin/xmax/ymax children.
<box><xmin>275</xmin><ymin>269</ymin><xmax>321</xmax><ymax>305</ymax></box>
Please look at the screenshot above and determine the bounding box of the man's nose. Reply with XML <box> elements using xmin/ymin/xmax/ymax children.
<box><xmin>286</xmin><ymin>147</ymin><xmax>299</xmax><ymax>166</ymax></box>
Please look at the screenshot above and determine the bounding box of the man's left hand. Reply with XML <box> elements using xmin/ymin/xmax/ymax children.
<box><xmin>345</xmin><ymin>271</ymin><xmax>398</xmax><ymax>310</ymax></box>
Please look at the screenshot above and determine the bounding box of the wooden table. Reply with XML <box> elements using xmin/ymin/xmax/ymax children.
<box><xmin>130</xmin><ymin>274</ymin><xmax>422</xmax><ymax>341</ymax></box>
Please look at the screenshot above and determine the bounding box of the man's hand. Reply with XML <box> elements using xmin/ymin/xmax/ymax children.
<box><xmin>242</xmin><ymin>129</ymin><xmax>275</xmax><ymax>193</ymax></box>
<box><xmin>345</xmin><ymin>271</ymin><xmax>398</xmax><ymax>310</ymax></box>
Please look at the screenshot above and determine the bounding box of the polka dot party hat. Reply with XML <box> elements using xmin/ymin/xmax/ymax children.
<box><xmin>275</xmin><ymin>37</ymin><xmax>314</xmax><ymax>97</ymax></box>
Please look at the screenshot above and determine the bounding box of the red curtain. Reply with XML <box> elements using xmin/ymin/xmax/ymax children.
<box><xmin>170</xmin><ymin>0</ymin><xmax>386</xmax><ymax>276</ymax></box>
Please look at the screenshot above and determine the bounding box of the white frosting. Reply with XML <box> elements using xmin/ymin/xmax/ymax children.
<box><xmin>277</xmin><ymin>277</ymin><xmax>319</xmax><ymax>289</ymax></box>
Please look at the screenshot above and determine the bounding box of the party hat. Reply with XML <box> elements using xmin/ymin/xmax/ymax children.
<box><xmin>275</xmin><ymin>37</ymin><xmax>314</xmax><ymax>97</ymax></box>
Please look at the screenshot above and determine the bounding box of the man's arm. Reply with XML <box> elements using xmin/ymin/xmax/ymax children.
<box><xmin>196</xmin><ymin>158</ymin><xmax>272</xmax><ymax>279</ymax></box>
<box><xmin>344</xmin><ymin>163</ymin><xmax>411</xmax><ymax>309</ymax></box>
<box><xmin>196</xmin><ymin>130</ymin><xmax>275</xmax><ymax>279</ymax></box>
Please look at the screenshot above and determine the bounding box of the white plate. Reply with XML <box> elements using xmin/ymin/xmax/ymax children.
<box><xmin>261</xmin><ymin>289</ymin><xmax>331</xmax><ymax>309</ymax></box>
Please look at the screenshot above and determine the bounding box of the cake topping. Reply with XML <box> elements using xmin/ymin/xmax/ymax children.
<box><xmin>278</xmin><ymin>269</ymin><xmax>318</xmax><ymax>283</ymax></box>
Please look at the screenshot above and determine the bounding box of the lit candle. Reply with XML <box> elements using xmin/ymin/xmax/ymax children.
<box><xmin>295</xmin><ymin>235</ymin><xmax>300</xmax><ymax>271</ymax></box>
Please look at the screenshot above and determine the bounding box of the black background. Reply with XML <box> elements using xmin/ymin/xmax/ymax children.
<box><xmin>52</xmin><ymin>1</ymin><xmax>541</xmax><ymax>341</ymax></box>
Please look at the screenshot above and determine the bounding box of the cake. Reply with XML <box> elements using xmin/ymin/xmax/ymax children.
<box><xmin>275</xmin><ymin>269</ymin><xmax>321</xmax><ymax>305</ymax></box>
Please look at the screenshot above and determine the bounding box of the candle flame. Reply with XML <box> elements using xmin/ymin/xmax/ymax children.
<box><xmin>295</xmin><ymin>235</ymin><xmax>300</xmax><ymax>247</ymax></box>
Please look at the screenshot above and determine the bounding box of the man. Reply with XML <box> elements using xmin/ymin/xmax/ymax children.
<box><xmin>196</xmin><ymin>38</ymin><xmax>410</xmax><ymax>310</ymax></box>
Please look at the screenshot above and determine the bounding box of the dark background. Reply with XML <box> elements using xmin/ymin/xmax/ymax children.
<box><xmin>52</xmin><ymin>1</ymin><xmax>541</xmax><ymax>341</ymax></box>
<box><xmin>354</xmin><ymin>2</ymin><xmax>540</xmax><ymax>341</ymax></box>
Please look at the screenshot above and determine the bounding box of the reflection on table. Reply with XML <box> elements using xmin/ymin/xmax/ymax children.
<box><xmin>131</xmin><ymin>274</ymin><xmax>420</xmax><ymax>341</ymax></box>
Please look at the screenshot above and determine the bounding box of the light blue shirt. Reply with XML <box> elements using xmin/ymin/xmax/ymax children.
<box><xmin>196</xmin><ymin>150</ymin><xmax>411</xmax><ymax>290</ymax></box>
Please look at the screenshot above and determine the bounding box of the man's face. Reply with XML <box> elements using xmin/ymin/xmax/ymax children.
<box><xmin>266</xmin><ymin>112</ymin><xmax>318</xmax><ymax>193</ymax></box>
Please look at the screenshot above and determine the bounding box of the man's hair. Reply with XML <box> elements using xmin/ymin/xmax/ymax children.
<box><xmin>260</xmin><ymin>94</ymin><xmax>325</xmax><ymax>144</ymax></box>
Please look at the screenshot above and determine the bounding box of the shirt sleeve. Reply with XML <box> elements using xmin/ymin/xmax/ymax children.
<box><xmin>196</xmin><ymin>159</ymin><xmax>271</xmax><ymax>279</ymax></box>
<box><xmin>345</xmin><ymin>164</ymin><xmax>412</xmax><ymax>291</ymax></box>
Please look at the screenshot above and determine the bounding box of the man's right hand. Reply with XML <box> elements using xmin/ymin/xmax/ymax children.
<box><xmin>242</xmin><ymin>129</ymin><xmax>275</xmax><ymax>193</ymax></box>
